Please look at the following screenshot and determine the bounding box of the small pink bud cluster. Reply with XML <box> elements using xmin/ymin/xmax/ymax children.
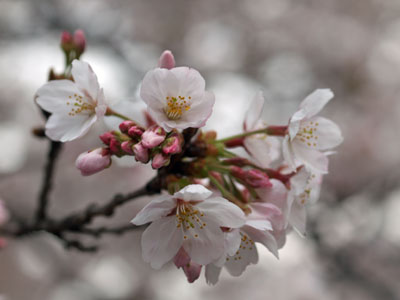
<box><xmin>230</xmin><ymin>166</ymin><xmax>272</xmax><ymax>188</ymax></box>
<box><xmin>60</xmin><ymin>29</ymin><xmax>86</xmax><ymax>59</ymax></box>
<box><xmin>134</xmin><ymin>125</ymin><xmax>184</xmax><ymax>169</ymax></box>
<box><xmin>97</xmin><ymin>122</ymin><xmax>184</xmax><ymax>170</ymax></box>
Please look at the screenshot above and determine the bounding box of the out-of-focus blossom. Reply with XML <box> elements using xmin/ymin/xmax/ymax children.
<box><xmin>158</xmin><ymin>50</ymin><xmax>175</xmax><ymax>70</ymax></box>
<box><xmin>282</xmin><ymin>89</ymin><xmax>343</xmax><ymax>173</ymax></box>
<box><xmin>243</xmin><ymin>91</ymin><xmax>280</xmax><ymax>168</ymax></box>
<box><xmin>140</xmin><ymin>67</ymin><xmax>215</xmax><ymax>132</ymax></box>
<box><xmin>131</xmin><ymin>184</ymin><xmax>245</xmax><ymax>269</ymax></box>
<box><xmin>75</xmin><ymin>148</ymin><xmax>111</xmax><ymax>176</ymax></box>
<box><xmin>288</xmin><ymin>168</ymin><xmax>322</xmax><ymax>236</ymax></box>
<box><xmin>36</xmin><ymin>60</ymin><xmax>109</xmax><ymax>142</ymax></box>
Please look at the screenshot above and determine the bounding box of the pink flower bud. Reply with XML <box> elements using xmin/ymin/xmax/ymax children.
<box><xmin>162</xmin><ymin>132</ymin><xmax>183</xmax><ymax>155</ymax></box>
<box><xmin>73</xmin><ymin>29</ymin><xmax>86</xmax><ymax>55</ymax></box>
<box><xmin>119</xmin><ymin>120</ymin><xmax>136</xmax><ymax>133</ymax></box>
<box><xmin>128</xmin><ymin>126</ymin><xmax>144</xmax><ymax>138</ymax></box>
<box><xmin>133</xmin><ymin>143</ymin><xmax>150</xmax><ymax>163</ymax></box>
<box><xmin>60</xmin><ymin>31</ymin><xmax>73</xmax><ymax>52</ymax></box>
<box><xmin>230</xmin><ymin>166</ymin><xmax>246</xmax><ymax>179</ymax></box>
<box><xmin>151</xmin><ymin>153</ymin><xmax>170</xmax><ymax>169</ymax></box>
<box><xmin>141</xmin><ymin>125</ymin><xmax>166</xmax><ymax>149</ymax></box>
<box><xmin>158</xmin><ymin>50</ymin><xmax>175</xmax><ymax>69</ymax></box>
<box><xmin>76</xmin><ymin>148</ymin><xmax>111</xmax><ymax>176</ymax></box>
<box><xmin>99</xmin><ymin>131</ymin><xmax>115</xmax><ymax>145</ymax></box>
<box><xmin>61</xmin><ymin>31</ymin><xmax>73</xmax><ymax>45</ymax></box>
<box><xmin>230</xmin><ymin>167</ymin><xmax>272</xmax><ymax>188</ymax></box>
<box><xmin>183</xmin><ymin>262</ymin><xmax>202</xmax><ymax>283</ymax></box>
<box><xmin>109</xmin><ymin>138</ymin><xmax>121</xmax><ymax>155</ymax></box>
<box><xmin>174</xmin><ymin>247</ymin><xmax>191</xmax><ymax>268</ymax></box>
<box><xmin>246</xmin><ymin>169</ymin><xmax>272</xmax><ymax>188</ymax></box>
<box><xmin>121</xmin><ymin>141</ymin><xmax>134</xmax><ymax>155</ymax></box>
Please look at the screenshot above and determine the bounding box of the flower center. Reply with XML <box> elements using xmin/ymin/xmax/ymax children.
<box><xmin>165</xmin><ymin>96</ymin><xmax>191</xmax><ymax>120</ymax></box>
<box><xmin>296</xmin><ymin>121</ymin><xmax>319</xmax><ymax>148</ymax></box>
<box><xmin>175</xmin><ymin>201</ymin><xmax>206</xmax><ymax>240</ymax></box>
<box><xmin>66</xmin><ymin>93</ymin><xmax>95</xmax><ymax>116</ymax></box>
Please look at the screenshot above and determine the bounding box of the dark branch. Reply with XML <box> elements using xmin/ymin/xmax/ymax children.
<box><xmin>35</xmin><ymin>140</ymin><xmax>62</xmax><ymax>223</ymax></box>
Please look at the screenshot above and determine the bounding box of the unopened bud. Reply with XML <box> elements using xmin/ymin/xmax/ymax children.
<box><xmin>162</xmin><ymin>132</ymin><xmax>183</xmax><ymax>155</ymax></box>
<box><xmin>109</xmin><ymin>138</ymin><xmax>121</xmax><ymax>155</ymax></box>
<box><xmin>141</xmin><ymin>125</ymin><xmax>166</xmax><ymax>148</ymax></box>
<box><xmin>246</xmin><ymin>169</ymin><xmax>272</xmax><ymax>188</ymax></box>
<box><xmin>119</xmin><ymin>120</ymin><xmax>136</xmax><ymax>133</ymax></box>
<box><xmin>133</xmin><ymin>142</ymin><xmax>150</xmax><ymax>163</ymax></box>
<box><xmin>121</xmin><ymin>141</ymin><xmax>134</xmax><ymax>155</ymax></box>
<box><xmin>73</xmin><ymin>29</ymin><xmax>86</xmax><ymax>56</ymax></box>
<box><xmin>158</xmin><ymin>50</ymin><xmax>175</xmax><ymax>69</ymax></box>
<box><xmin>60</xmin><ymin>31</ymin><xmax>73</xmax><ymax>52</ymax></box>
<box><xmin>75</xmin><ymin>148</ymin><xmax>111</xmax><ymax>176</ymax></box>
<box><xmin>128</xmin><ymin>125</ymin><xmax>144</xmax><ymax>138</ymax></box>
<box><xmin>99</xmin><ymin>131</ymin><xmax>115</xmax><ymax>145</ymax></box>
<box><xmin>151</xmin><ymin>153</ymin><xmax>170</xmax><ymax>169</ymax></box>
<box><xmin>230</xmin><ymin>166</ymin><xmax>272</xmax><ymax>188</ymax></box>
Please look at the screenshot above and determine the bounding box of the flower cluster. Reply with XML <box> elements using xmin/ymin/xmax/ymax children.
<box><xmin>34</xmin><ymin>32</ymin><xmax>343</xmax><ymax>284</ymax></box>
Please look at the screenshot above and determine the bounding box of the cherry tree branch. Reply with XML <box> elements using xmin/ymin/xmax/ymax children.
<box><xmin>35</xmin><ymin>140</ymin><xmax>63</xmax><ymax>223</ymax></box>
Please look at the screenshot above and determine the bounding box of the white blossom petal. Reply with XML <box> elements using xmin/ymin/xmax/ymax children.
<box><xmin>45</xmin><ymin>114</ymin><xmax>97</xmax><ymax>142</ymax></box>
<box><xmin>305</xmin><ymin>117</ymin><xmax>343</xmax><ymax>150</ymax></box>
<box><xmin>244</xmin><ymin>135</ymin><xmax>280</xmax><ymax>168</ymax></box>
<box><xmin>282</xmin><ymin>135</ymin><xmax>297</xmax><ymax>171</ymax></box>
<box><xmin>36</xmin><ymin>80</ymin><xmax>82</xmax><ymax>114</ymax></box>
<box><xmin>292</xmin><ymin>140</ymin><xmax>329</xmax><ymax>174</ymax></box>
<box><xmin>205</xmin><ymin>264</ymin><xmax>222</xmax><ymax>285</ymax></box>
<box><xmin>131</xmin><ymin>195</ymin><xmax>176</xmax><ymax>225</ymax></box>
<box><xmin>141</xmin><ymin>216</ymin><xmax>183</xmax><ymax>269</ymax></box>
<box><xmin>224</xmin><ymin>231</ymin><xmax>259</xmax><ymax>276</ymax></box>
<box><xmin>182</xmin><ymin>216</ymin><xmax>225</xmax><ymax>265</ymax></box>
<box><xmin>196</xmin><ymin>197</ymin><xmax>245</xmax><ymax>228</ymax></box>
<box><xmin>289</xmin><ymin>201</ymin><xmax>307</xmax><ymax>236</ymax></box>
<box><xmin>173</xmin><ymin>184</ymin><xmax>213</xmax><ymax>202</ymax></box>
<box><xmin>244</xmin><ymin>91</ymin><xmax>264</xmax><ymax>131</ymax></box>
<box><xmin>71</xmin><ymin>60</ymin><xmax>101</xmax><ymax>100</ymax></box>
<box><xmin>299</xmin><ymin>89</ymin><xmax>333</xmax><ymax>119</ymax></box>
<box><xmin>170</xmin><ymin>67</ymin><xmax>205</xmax><ymax>100</ymax></box>
<box><xmin>244</xmin><ymin>226</ymin><xmax>279</xmax><ymax>258</ymax></box>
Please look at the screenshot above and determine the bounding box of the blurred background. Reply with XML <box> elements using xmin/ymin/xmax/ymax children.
<box><xmin>1</xmin><ymin>0</ymin><xmax>400</xmax><ymax>299</ymax></box>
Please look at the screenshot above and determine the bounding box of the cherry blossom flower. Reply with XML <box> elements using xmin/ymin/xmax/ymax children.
<box><xmin>282</xmin><ymin>89</ymin><xmax>343</xmax><ymax>173</ymax></box>
<box><xmin>36</xmin><ymin>60</ymin><xmax>108</xmax><ymax>142</ymax></box>
<box><xmin>243</xmin><ymin>91</ymin><xmax>280</xmax><ymax>168</ymax></box>
<box><xmin>131</xmin><ymin>184</ymin><xmax>245</xmax><ymax>269</ymax></box>
<box><xmin>140</xmin><ymin>67</ymin><xmax>215</xmax><ymax>132</ymax></box>
<box><xmin>205</xmin><ymin>202</ymin><xmax>284</xmax><ymax>285</ymax></box>
<box><xmin>287</xmin><ymin>168</ymin><xmax>322</xmax><ymax>236</ymax></box>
